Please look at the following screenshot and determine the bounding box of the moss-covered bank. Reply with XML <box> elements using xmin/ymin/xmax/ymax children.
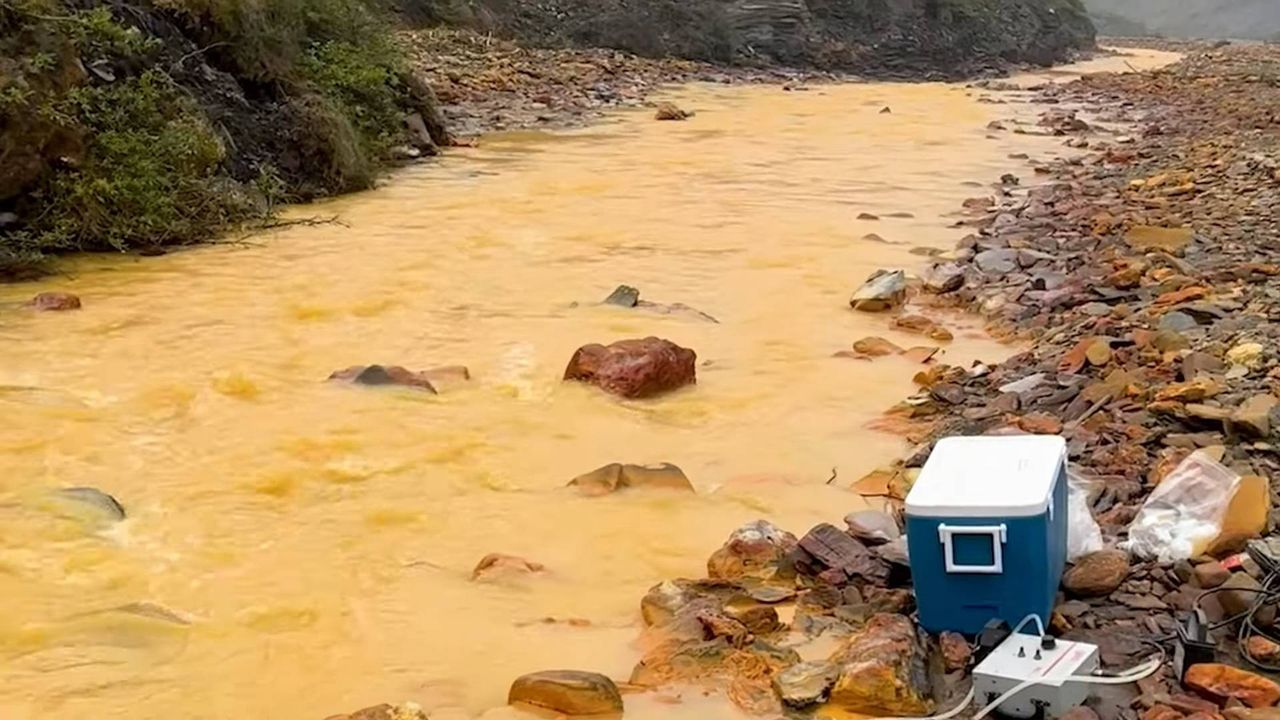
<box><xmin>0</xmin><ymin>0</ymin><xmax>447</xmax><ymax>277</ymax></box>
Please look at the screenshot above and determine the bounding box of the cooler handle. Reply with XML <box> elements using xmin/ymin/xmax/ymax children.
<box><xmin>938</xmin><ymin>523</ymin><xmax>1007</xmax><ymax>574</ymax></box>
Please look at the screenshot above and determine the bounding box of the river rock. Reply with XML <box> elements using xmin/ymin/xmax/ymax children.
<box><xmin>843</xmin><ymin>509</ymin><xmax>900</xmax><ymax>545</ymax></box>
<box><xmin>1063</xmin><ymin>708</ymin><xmax>1103</xmax><ymax>720</ymax></box>
<box><xmin>1223</xmin><ymin>702</ymin><xmax>1280</xmax><ymax>712</ymax></box>
<box><xmin>28</xmin><ymin>291</ymin><xmax>81</xmax><ymax>311</ymax></box>
<box><xmin>1218</xmin><ymin>573</ymin><xmax>1276</xmax><ymax>626</ymax></box>
<box><xmin>508</xmin><ymin>670</ymin><xmax>624</xmax><ymax>715</ymax></box>
<box><xmin>828</xmin><ymin>613</ymin><xmax>935</xmax><ymax>715</ymax></box>
<box><xmin>1062</xmin><ymin>549</ymin><xmax>1129</xmax><ymax>597</ymax></box>
<box><xmin>1193</xmin><ymin>561</ymin><xmax>1230</xmax><ymax>589</ymax></box>
<box><xmin>640</xmin><ymin>579</ymin><xmax>713</xmax><ymax>626</ymax></box>
<box><xmin>707</xmin><ymin>519</ymin><xmax>798</xmax><ymax>581</ymax></box>
<box><xmin>471</xmin><ymin>553</ymin><xmax>546</xmax><ymax>581</ymax></box>
<box><xmin>1227</xmin><ymin>342</ymin><xmax>1265</xmax><ymax>369</ymax></box>
<box><xmin>923</xmin><ymin>262</ymin><xmax>965</xmax><ymax>293</ymax></box>
<box><xmin>56</xmin><ymin>487</ymin><xmax>126</xmax><ymax>521</ymax></box>
<box><xmin>939</xmin><ymin>631</ymin><xmax>971</xmax><ymax>671</ymax></box>
<box><xmin>323</xmin><ymin>702</ymin><xmax>428</xmax><ymax>720</ymax></box>
<box><xmin>568</xmin><ymin>462</ymin><xmax>693</xmax><ymax>495</ymax></box>
<box><xmin>1247</xmin><ymin>636</ymin><xmax>1280</xmax><ymax>664</ymax></box>
<box><xmin>328</xmin><ymin>365</ymin><xmax>437</xmax><ymax>392</ymax></box>
<box><xmin>853</xmin><ymin>336</ymin><xmax>903</xmax><ymax>357</ymax></box>
<box><xmin>1232</xmin><ymin>394</ymin><xmax>1276</xmax><ymax>437</ymax></box>
<box><xmin>773</xmin><ymin>660</ymin><xmax>840</xmax><ymax>708</ymax></box>
<box><xmin>794</xmin><ymin>523</ymin><xmax>890</xmax><ymax>586</ymax></box>
<box><xmin>850</xmin><ymin>270</ymin><xmax>907</xmax><ymax>311</ymax></box>
<box><xmin>1185</xmin><ymin>663</ymin><xmax>1280</xmax><ymax>708</ymax></box>
<box><xmin>563</xmin><ymin>337</ymin><xmax>696</xmax><ymax>398</ymax></box>
<box><xmin>975</xmin><ymin>248</ymin><xmax>1019</xmax><ymax>275</ymax></box>
<box><xmin>654</xmin><ymin>102</ymin><xmax>691</xmax><ymax>121</ymax></box>
<box><xmin>603</xmin><ymin>284</ymin><xmax>640</xmax><ymax>307</ymax></box>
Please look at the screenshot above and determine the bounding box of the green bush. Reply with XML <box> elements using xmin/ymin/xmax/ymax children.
<box><xmin>27</xmin><ymin>70</ymin><xmax>258</xmax><ymax>252</ymax></box>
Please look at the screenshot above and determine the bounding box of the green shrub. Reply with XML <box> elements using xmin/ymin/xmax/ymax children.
<box><xmin>27</xmin><ymin>70</ymin><xmax>258</xmax><ymax>252</ymax></box>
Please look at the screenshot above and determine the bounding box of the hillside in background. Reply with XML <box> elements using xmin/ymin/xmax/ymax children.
<box><xmin>1084</xmin><ymin>0</ymin><xmax>1280</xmax><ymax>39</ymax></box>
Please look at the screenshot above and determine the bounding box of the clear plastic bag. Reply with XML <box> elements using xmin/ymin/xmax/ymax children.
<box><xmin>1066</xmin><ymin>469</ymin><xmax>1104</xmax><ymax>561</ymax></box>
<box><xmin>1124</xmin><ymin>450</ymin><xmax>1241</xmax><ymax>562</ymax></box>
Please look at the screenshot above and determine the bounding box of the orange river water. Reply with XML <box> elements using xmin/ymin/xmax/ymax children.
<box><xmin>0</xmin><ymin>48</ymin><xmax>1178</xmax><ymax>720</ymax></box>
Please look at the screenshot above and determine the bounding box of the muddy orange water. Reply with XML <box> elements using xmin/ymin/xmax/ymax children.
<box><xmin>0</xmin><ymin>49</ymin><xmax>1177</xmax><ymax>720</ymax></box>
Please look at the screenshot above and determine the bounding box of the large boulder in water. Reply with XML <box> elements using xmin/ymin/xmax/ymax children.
<box><xmin>564</xmin><ymin>337</ymin><xmax>696</xmax><ymax>398</ymax></box>
<box><xmin>828</xmin><ymin>613</ymin><xmax>936</xmax><ymax>715</ymax></box>
<box><xmin>508</xmin><ymin>670</ymin><xmax>624</xmax><ymax>715</ymax></box>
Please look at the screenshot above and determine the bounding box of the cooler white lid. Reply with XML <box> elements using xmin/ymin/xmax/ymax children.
<box><xmin>905</xmin><ymin>435</ymin><xmax>1066</xmax><ymax>518</ymax></box>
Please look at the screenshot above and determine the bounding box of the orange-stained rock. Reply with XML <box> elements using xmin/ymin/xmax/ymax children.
<box><xmin>1063</xmin><ymin>549</ymin><xmax>1129</xmax><ymax>597</ymax></box>
<box><xmin>564</xmin><ymin>337</ymin><xmax>696</xmax><ymax>399</ymax></box>
<box><xmin>1247</xmin><ymin>636</ymin><xmax>1280</xmax><ymax>664</ymax></box>
<box><xmin>1185</xmin><ymin>663</ymin><xmax>1280</xmax><ymax>708</ymax></box>
<box><xmin>1142</xmin><ymin>705</ymin><xmax>1186</xmax><ymax>720</ymax></box>
<box><xmin>654</xmin><ymin>102</ymin><xmax>691</xmax><ymax>121</ymax></box>
<box><xmin>28</xmin><ymin>291</ymin><xmax>81</xmax><ymax>311</ymax></box>
<box><xmin>706</xmin><ymin>519</ymin><xmax>798</xmax><ymax>582</ymax></box>
<box><xmin>509</xmin><ymin>670</ymin><xmax>624</xmax><ymax>715</ymax></box>
<box><xmin>854</xmin><ymin>336</ymin><xmax>904</xmax><ymax>357</ymax></box>
<box><xmin>1211</xmin><ymin>474</ymin><xmax>1270</xmax><ymax>556</ymax></box>
<box><xmin>827</xmin><ymin>614</ymin><xmax>934</xmax><ymax>715</ymax></box>
<box><xmin>471</xmin><ymin>553</ymin><xmax>545</xmax><ymax>581</ymax></box>
<box><xmin>324</xmin><ymin>703</ymin><xmax>428</xmax><ymax>720</ymax></box>
<box><xmin>568</xmin><ymin>462</ymin><xmax>693</xmax><ymax>496</ymax></box>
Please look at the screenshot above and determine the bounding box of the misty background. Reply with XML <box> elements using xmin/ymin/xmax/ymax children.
<box><xmin>1085</xmin><ymin>0</ymin><xmax>1280</xmax><ymax>40</ymax></box>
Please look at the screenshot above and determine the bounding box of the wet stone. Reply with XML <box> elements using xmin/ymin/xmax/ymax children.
<box><xmin>773</xmin><ymin>660</ymin><xmax>840</xmax><ymax>708</ymax></box>
<box><xmin>508</xmin><ymin>670</ymin><xmax>624</xmax><ymax>715</ymax></box>
<box><xmin>603</xmin><ymin>284</ymin><xmax>640</xmax><ymax>307</ymax></box>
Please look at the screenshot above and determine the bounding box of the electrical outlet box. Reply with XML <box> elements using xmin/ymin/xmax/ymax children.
<box><xmin>972</xmin><ymin>632</ymin><xmax>1100</xmax><ymax>718</ymax></box>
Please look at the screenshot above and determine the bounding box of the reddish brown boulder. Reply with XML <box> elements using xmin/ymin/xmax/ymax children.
<box><xmin>28</xmin><ymin>291</ymin><xmax>81</xmax><ymax>311</ymax></box>
<box><xmin>328</xmin><ymin>365</ymin><xmax>437</xmax><ymax>392</ymax></box>
<box><xmin>508</xmin><ymin>670</ymin><xmax>624</xmax><ymax>715</ymax></box>
<box><xmin>563</xmin><ymin>337</ymin><xmax>696</xmax><ymax>399</ymax></box>
<box><xmin>1062</xmin><ymin>549</ymin><xmax>1129</xmax><ymax>597</ymax></box>
<box><xmin>706</xmin><ymin>519</ymin><xmax>798</xmax><ymax>581</ymax></box>
<box><xmin>1185</xmin><ymin>663</ymin><xmax>1280</xmax><ymax>708</ymax></box>
<box><xmin>939</xmin><ymin>631</ymin><xmax>972</xmax><ymax>672</ymax></box>
<box><xmin>471</xmin><ymin>553</ymin><xmax>546</xmax><ymax>582</ymax></box>
<box><xmin>1143</xmin><ymin>705</ymin><xmax>1186</xmax><ymax>720</ymax></box>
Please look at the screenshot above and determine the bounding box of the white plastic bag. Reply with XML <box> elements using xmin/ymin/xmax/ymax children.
<box><xmin>1124</xmin><ymin>449</ymin><xmax>1241</xmax><ymax>563</ymax></box>
<box><xmin>1066</xmin><ymin>469</ymin><xmax>1104</xmax><ymax>561</ymax></box>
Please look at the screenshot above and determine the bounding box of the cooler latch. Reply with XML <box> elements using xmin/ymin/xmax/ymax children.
<box><xmin>938</xmin><ymin>523</ymin><xmax>1008</xmax><ymax>574</ymax></box>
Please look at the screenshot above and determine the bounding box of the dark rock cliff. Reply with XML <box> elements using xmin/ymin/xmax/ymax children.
<box><xmin>431</xmin><ymin>0</ymin><xmax>1096</xmax><ymax>77</ymax></box>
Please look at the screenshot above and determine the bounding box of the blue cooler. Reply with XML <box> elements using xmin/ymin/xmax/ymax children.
<box><xmin>905</xmin><ymin>435</ymin><xmax>1068</xmax><ymax>635</ymax></box>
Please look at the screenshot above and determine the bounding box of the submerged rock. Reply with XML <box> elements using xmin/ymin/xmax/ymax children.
<box><xmin>28</xmin><ymin>291</ymin><xmax>81</xmax><ymax>311</ymax></box>
<box><xmin>828</xmin><ymin>613</ymin><xmax>935</xmax><ymax>715</ymax></box>
<box><xmin>706</xmin><ymin>519</ymin><xmax>798</xmax><ymax>581</ymax></box>
<box><xmin>568</xmin><ymin>462</ymin><xmax>693</xmax><ymax>496</ymax></box>
<box><xmin>508</xmin><ymin>670</ymin><xmax>624</xmax><ymax>715</ymax></box>
<box><xmin>323</xmin><ymin>702</ymin><xmax>429</xmax><ymax>720</ymax></box>
<box><xmin>654</xmin><ymin>102</ymin><xmax>692</xmax><ymax>121</ymax></box>
<box><xmin>850</xmin><ymin>270</ymin><xmax>907</xmax><ymax>311</ymax></box>
<box><xmin>328</xmin><ymin>365</ymin><xmax>437</xmax><ymax>392</ymax></box>
<box><xmin>563</xmin><ymin>337</ymin><xmax>696</xmax><ymax>398</ymax></box>
<box><xmin>471</xmin><ymin>553</ymin><xmax>546</xmax><ymax>581</ymax></box>
<box><xmin>56</xmin><ymin>487</ymin><xmax>126</xmax><ymax>521</ymax></box>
